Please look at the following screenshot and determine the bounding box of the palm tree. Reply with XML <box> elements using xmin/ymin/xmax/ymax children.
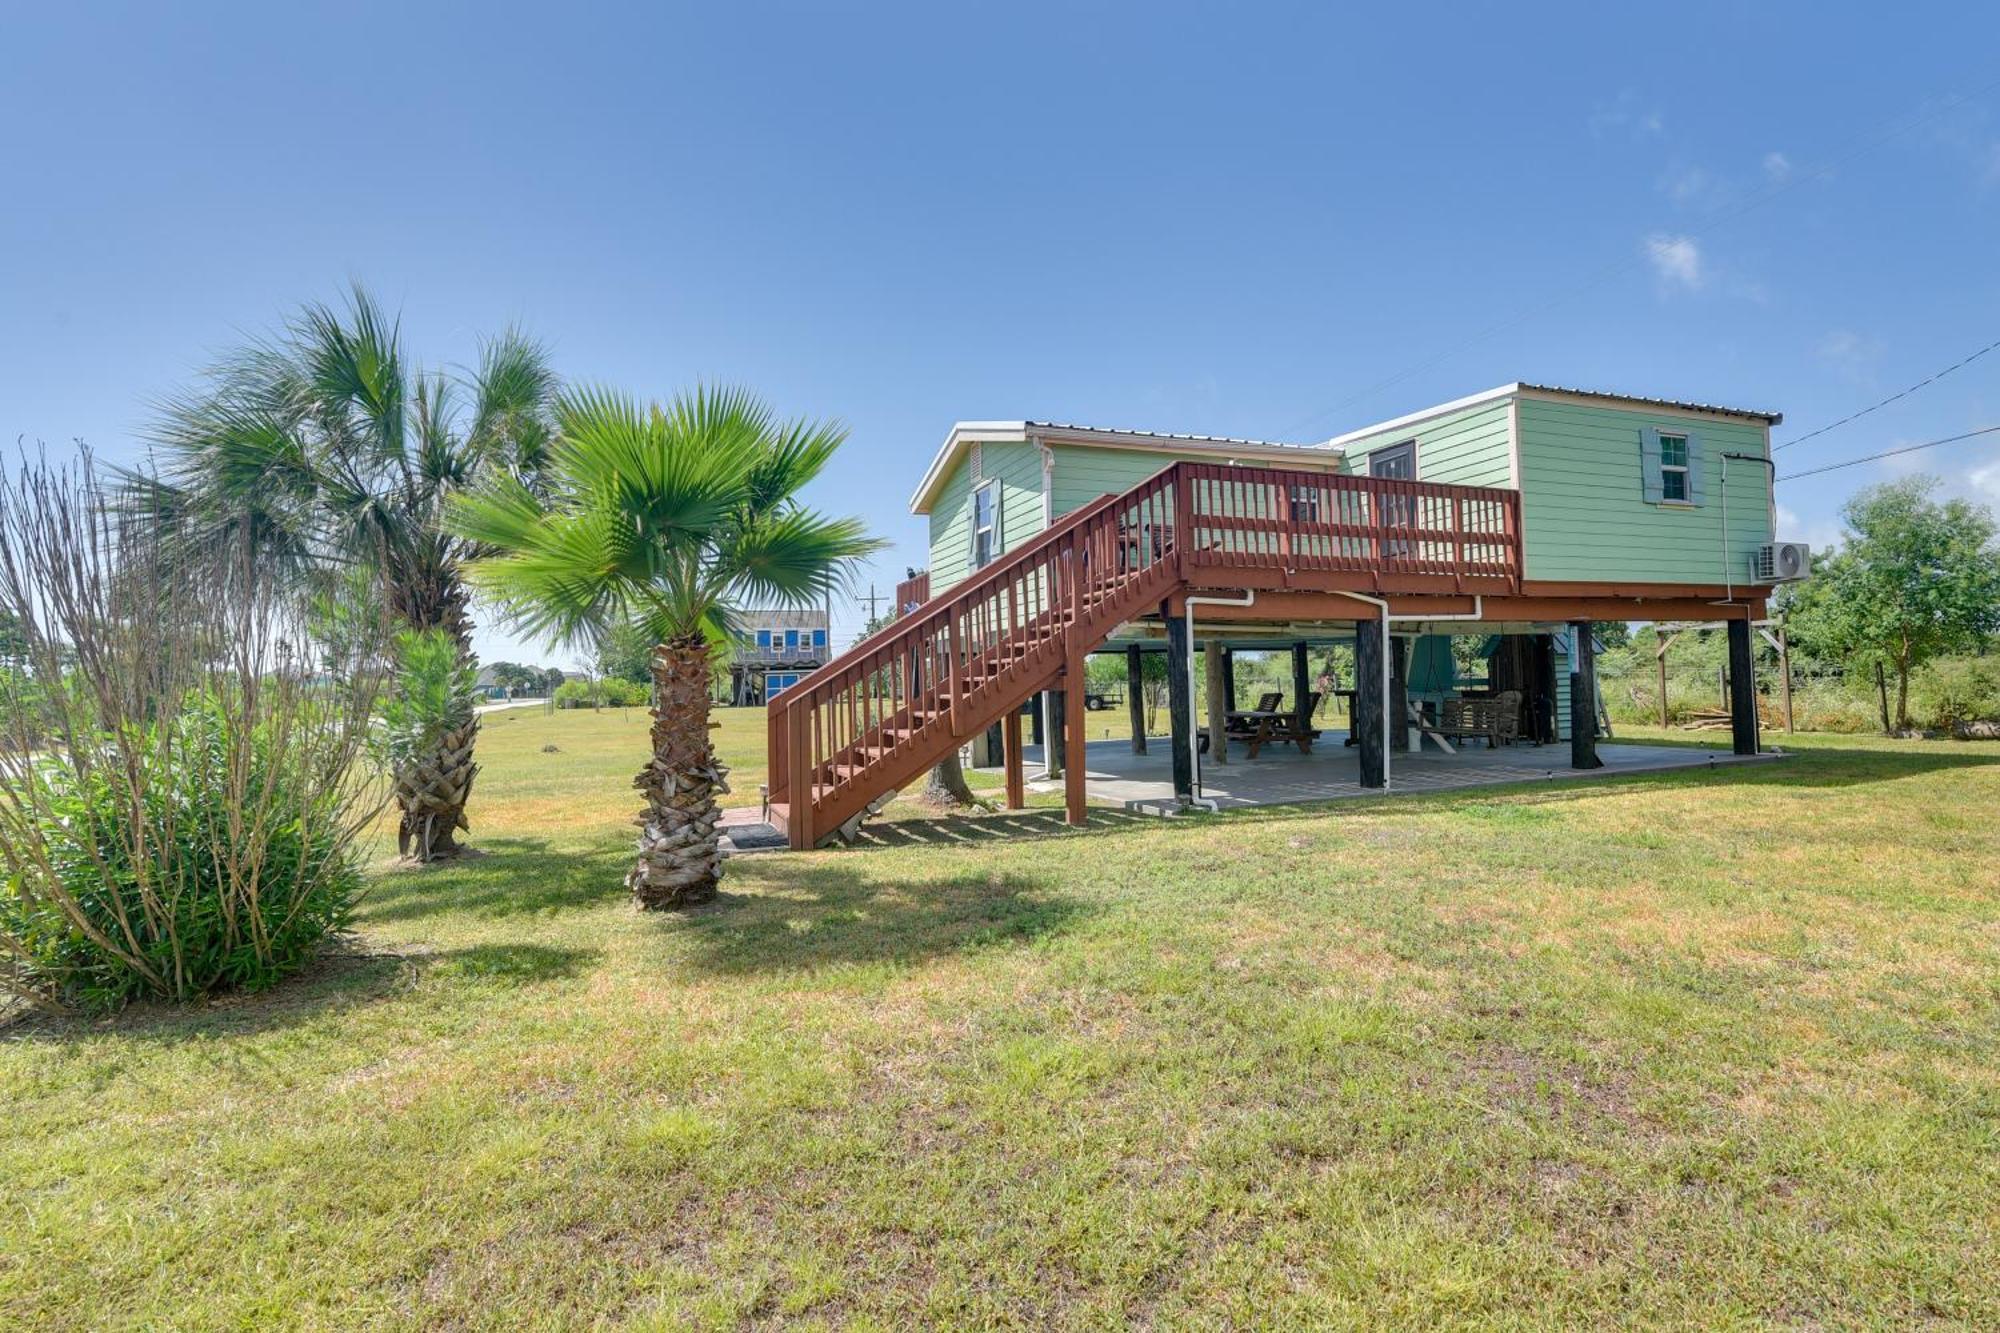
<box><xmin>137</xmin><ymin>285</ymin><xmax>557</xmax><ymax>860</ymax></box>
<box><xmin>448</xmin><ymin>386</ymin><xmax>880</xmax><ymax>908</ymax></box>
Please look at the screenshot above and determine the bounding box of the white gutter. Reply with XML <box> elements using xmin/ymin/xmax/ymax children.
<box><xmin>1318</xmin><ymin>593</ymin><xmax>1488</xmax><ymax>787</ymax></box>
<box><xmin>1184</xmin><ymin>590</ymin><xmax>1257</xmax><ymax>809</ymax></box>
<box><xmin>1322</xmin><ymin>591</ymin><xmax>1394</xmax><ymax>791</ymax></box>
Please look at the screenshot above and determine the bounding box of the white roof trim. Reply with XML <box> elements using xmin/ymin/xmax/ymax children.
<box><xmin>909</xmin><ymin>421</ymin><xmax>1339</xmax><ymax>514</ymax></box>
<box><xmin>1324</xmin><ymin>382</ymin><xmax>1781</xmax><ymax>448</ymax></box>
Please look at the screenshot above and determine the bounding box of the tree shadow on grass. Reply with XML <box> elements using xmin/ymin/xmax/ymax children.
<box><xmin>358</xmin><ymin>836</ymin><xmax>633</xmax><ymax>926</ymax></box>
<box><xmin>1</xmin><ymin>941</ymin><xmax>600</xmax><ymax>1046</ymax></box>
<box><xmin>670</xmin><ymin>856</ymin><xmax>1092</xmax><ymax>978</ymax></box>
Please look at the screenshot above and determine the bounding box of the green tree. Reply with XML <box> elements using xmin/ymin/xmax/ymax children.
<box><xmin>449</xmin><ymin>386</ymin><xmax>880</xmax><ymax>907</ymax></box>
<box><xmin>1783</xmin><ymin>477</ymin><xmax>2000</xmax><ymax>730</ymax></box>
<box><xmin>135</xmin><ymin>285</ymin><xmax>557</xmax><ymax>858</ymax></box>
<box><xmin>595</xmin><ymin>619</ymin><xmax>656</xmax><ymax>683</ymax></box>
<box><xmin>0</xmin><ymin>607</ymin><xmax>28</xmax><ymax>668</ymax></box>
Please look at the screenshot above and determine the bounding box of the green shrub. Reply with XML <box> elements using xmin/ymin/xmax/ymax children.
<box><xmin>554</xmin><ymin>677</ymin><xmax>650</xmax><ymax>709</ymax></box>
<box><xmin>1910</xmin><ymin>656</ymin><xmax>2000</xmax><ymax>732</ymax></box>
<box><xmin>0</xmin><ymin>453</ymin><xmax>383</xmax><ymax>1012</ymax></box>
<box><xmin>2</xmin><ymin>696</ymin><xmax>363</xmax><ymax>1010</ymax></box>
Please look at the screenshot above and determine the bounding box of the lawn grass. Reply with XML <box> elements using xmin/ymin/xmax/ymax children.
<box><xmin>4</xmin><ymin>718</ymin><xmax>1997</xmax><ymax>1328</ymax></box>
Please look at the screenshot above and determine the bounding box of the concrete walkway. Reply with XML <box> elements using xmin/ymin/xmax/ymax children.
<box><xmin>1013</xmin><ymin>730</ymin><xmax>1778</xmax><ymax>815</ymax></box>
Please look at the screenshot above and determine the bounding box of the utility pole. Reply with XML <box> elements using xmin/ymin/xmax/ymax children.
<box><xmin>859</xmin><ymin>584</ymin><xmax>884</xmax><ymax>625</ymax></box>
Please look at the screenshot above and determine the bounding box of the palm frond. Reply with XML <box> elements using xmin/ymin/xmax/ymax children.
<box><xmin>743</xmin><ymin>415</ymin><xmax>847</xmax><ymax>518</ymax></box>
<box><xmin>718</xmin><ymin>510</ymin><xmax>883</xmax><ymax>609</ymax></box>
<box><xmin>295</xmin><ymin>285</ymin><xmax>406</xmax><ymax>470</ymax></box>
<box><xmin>466</xmin><ymin>328</ymin><xmax>558</xmax><ymax>477</ymax></box>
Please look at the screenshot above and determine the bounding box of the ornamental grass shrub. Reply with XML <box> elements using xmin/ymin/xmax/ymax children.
<box><xmin>0</xmin><ymin>454</ymin><xmax>384</xmax><ymax>1013</ymax></box>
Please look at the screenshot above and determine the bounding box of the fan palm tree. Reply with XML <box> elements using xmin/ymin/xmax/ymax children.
<box><xmin>136</xmin><ymin>285</ymin><xmax>558</xmax><ymax>860</ymax></box>
<box><xmin>448</xmin><ymin>386</ymin><xmax>880</xmax><ymax>908</ymax></box>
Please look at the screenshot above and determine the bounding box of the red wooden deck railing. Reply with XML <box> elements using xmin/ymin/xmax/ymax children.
<box><xmin>769</xmin><ymin>461</ymin><xmax>1520</xmax><ymax>845</ymax></box>
<box><xmin>892</xmin><ymin>570</ymin><xmax>930</xmax><ymax>615</ymax></box>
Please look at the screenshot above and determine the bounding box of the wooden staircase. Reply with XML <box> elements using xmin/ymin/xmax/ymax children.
<box><xmin>766</xmin><ymin>460</ymin><xmax>1520</xmax><ymax>848</ymax></box>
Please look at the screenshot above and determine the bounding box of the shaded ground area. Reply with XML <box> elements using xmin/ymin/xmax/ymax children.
<box><xmin>1015</xmin><ymin>730</ymin><xmax>1777</xmax><ymax>813</ymax></box>
<box><xmin>4</xmin><ymin>725</ymin><xmax>1997</xmax><ymax>1328</ymax></box>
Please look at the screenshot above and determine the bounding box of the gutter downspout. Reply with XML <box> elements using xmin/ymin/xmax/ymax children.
<box><xmin>1323</xmin><ymin>593</ymin><xmax>1488</xmax><ymax>775</ymax></box>
<box><xmin>1184</xmin><ymin>590</ymin><xmax>1257</xmax><ymax>809</ymax></box>
<box><xmin>1323</xmin><ymin>590</ymin><xmax>1394</xmax><ymax>791</ymax></box>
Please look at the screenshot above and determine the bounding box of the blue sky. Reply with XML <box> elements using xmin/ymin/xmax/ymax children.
<box><xmin>6</xmin><ymin>3</ymin><xmax>1999</xmax><ymax>664</ymax></box>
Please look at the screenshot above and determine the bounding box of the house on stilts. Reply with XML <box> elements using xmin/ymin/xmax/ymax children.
<box><xmin>765</xmin><ymin>383</ymin><xmax>1808</xmax><ymax>848</ymax></box>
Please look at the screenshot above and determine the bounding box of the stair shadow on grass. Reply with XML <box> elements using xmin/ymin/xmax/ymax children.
<box><xmin>845</xmin><ymin>806</ymin><xmax>1158</xmax><ymax>849</ymax></box>
<box><xmin>358</xmin><ymin>836</ymin><xmax>634</xmax><ymax>926</ymax></box>
<box><xmin>674</xmin><ymin>859</ymin><xmax>1092</xmax><ymax>978</ymax></box>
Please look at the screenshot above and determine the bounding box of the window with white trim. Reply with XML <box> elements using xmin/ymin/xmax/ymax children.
<box><xmin>971</xmin><ymin>479</ymin><xmax>1000</xmax><ymax>568</ymax></box>
<box><xmin>1659</xmin><ymin>433</ymin><xmax>1690</xmax><ymax>503</ymax></box>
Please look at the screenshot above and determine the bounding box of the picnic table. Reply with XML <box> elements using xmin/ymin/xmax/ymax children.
<box><xmin>1226</xmin><ymin>708</ymin><xmax>1315</xmax><ymax>759</ymax></box>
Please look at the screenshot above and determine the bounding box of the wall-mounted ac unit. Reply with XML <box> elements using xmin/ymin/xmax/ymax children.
<box><xmin>1753</xmin><ymin>541</ymin><xmax>1811</xmax><ymax>583</ymax></box>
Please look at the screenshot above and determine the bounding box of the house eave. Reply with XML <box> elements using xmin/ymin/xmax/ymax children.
<box><xmin>909</xmin><ymin>421</ymin><xmax>1339</xmax><ymax>515</ymax></box>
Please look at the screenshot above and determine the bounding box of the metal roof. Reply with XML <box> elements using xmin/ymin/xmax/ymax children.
<box><xmin>909</xmin><ymin>420</ymin><xmax>1337</xmax><ymax>514</ymax></box>
<box><xmin>1515</xmin><ymin>382</ymin><xmax>1783</xmax><ymax>425</ymax></box>
<box><xmin>1020</xmin><ymin>420</ymin><xmax>1321</xmax><ymax>451</ymax></box>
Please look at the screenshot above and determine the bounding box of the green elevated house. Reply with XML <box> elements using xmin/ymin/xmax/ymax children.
<box><xmin>767</xmin><ymin>383</ymin><xmax>1805</xmax><ymax>848</ymax></box>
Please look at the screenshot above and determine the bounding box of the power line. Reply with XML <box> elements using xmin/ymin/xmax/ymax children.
<box><xmin>1773</xmin><ymin>334</ymin><xmax>2000</xmax><ymax>451</ymax></box>
<box><xmin>1775</xmin><ymin>424</ymin><xmax>2000</xmax><ymax>481</ymax></box>
<box><xmin>1276</xmin><ymin>75</ymin><xmax>2000</xmax><ymax>440</ymax></box>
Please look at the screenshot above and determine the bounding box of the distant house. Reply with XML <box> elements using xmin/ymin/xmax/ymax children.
<box><xmin>729</xmin><ymin>609</ymin><xmax>830</xmax><ymax>706</ymax></box>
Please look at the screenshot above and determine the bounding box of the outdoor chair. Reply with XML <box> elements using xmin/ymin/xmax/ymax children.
<box><xmin>1224</xmin><ymin>691</ymin><xmax>1285</xmax><ymax>736</ymax></box>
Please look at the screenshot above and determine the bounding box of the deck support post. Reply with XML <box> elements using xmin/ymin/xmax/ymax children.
<box><xmin>1002</xmin><ymin>705</ymin><xmax>1025</xmax><ymax>810</ymax></box>
<box><xmin>1291</xmin><ymin>642</ymin><xmax>1311</xmax><ymax>736</ymax></box>
<box><xmin>1570</xmin><ymin>621</ymin><xmax>1603</xmax><ymax>770</ymax></box>
<box><xmin>1653</xmin><ymin>627</ymin><xmax>1682</xmax><ymax>728</ymax></box>
<box><xmin>1221</xmin><ymin>647</ymin><xmax>1236</xmax><ymax>715</ymax></box>
<box><xmin>1389</xmin><ymin>636</ymin><xmax>1410</xmax><ymax>753</ymax></box>
<box><xmin>1727</xmin><ymin>616</ymin><xmax>1760</xmax><ymax>756</ymax></box>
<box><xmin>1044</xmin><ymin>688</ymin><xmax>1065</xmax><ymax>779</ymax></box>
<box><xmin>1063</xmin><ymin>655</ymin><xmax>1088</xmax><ymax>826</ymax></box>
<box><xmin>1203</xmin><ymin>639</ymin><xmax>1229</xmax><ymax>766</ymax></box>
<box><xmin>1126</xmin><ymin>644</ymin><xmax>1147</xmax><ymax>754</ymax></box>
<box><xmin>1776</xmin><ymin>623</ymin><xmax>1795</xmax><ymax>734</ymax></box>
<box><xmin>1165</xmin><ymin>605</ymin><xmax>1194</xmax><ymax>804</ymax></box>
<box><xmin>1355</xmin><ymin>619</ymin><xmax>1386</xmax><ymax>788</ymax></box>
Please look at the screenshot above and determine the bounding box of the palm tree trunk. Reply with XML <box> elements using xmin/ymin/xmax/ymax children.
<box><xmin>394</xmin><ymin>717</ymin><xmax>478</xmax><ymax>861</ymax></box>
<box><xmin>393</xmin><ymin>567</ymin><xmax>481</xmax><ymax>861</ymax></box>
<box><xmin>923</xmin><ymin>752</ymin><xmax>978</xmax><ymax>808</ymax></box>
<box><xmin>629</xmin><ymin>635</ymin><xmax>729</xmax><ymax>908</ymax></box>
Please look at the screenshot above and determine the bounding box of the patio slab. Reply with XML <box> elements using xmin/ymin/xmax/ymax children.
<box><xmin>1010</xmin><ymin>730</ymin><xmax>1781</xmax><ymax>814</ymax></box>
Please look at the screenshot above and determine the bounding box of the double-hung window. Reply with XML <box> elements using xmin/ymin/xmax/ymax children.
<box><xmin>971</xmin><ymin>480</ymin><xmax>1000</xmax><ymax>568</ymax></box>
<box><xmin>1642</xmin><ymin>426</ymin><xmax>1702</xmax><ymax>506</ymax></box>
<box><xmin>1659</xmin><ymin>433</ymin><xmax>1690</xmax><ymax>503</ymax></box>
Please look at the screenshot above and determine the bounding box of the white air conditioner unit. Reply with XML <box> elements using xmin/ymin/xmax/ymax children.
<box><xmin>1753</xmin><ymin>541</ymin><xmax>1812</xmax><ymax>583</ymax></box>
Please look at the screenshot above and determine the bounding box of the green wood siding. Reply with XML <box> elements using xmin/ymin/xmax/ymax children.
<box><xmin>1515</xmin><ymin>399</ymin><xmax>1772</xmax><ymax>585</ymax></box>
<box><xmin>925</xmin><ymin>441</ymin><xmax>1046</xmax><ymax>591</ymax></box>
<box><xmin>1048</xmin><ymin>444</ymin><xmax>1181</xmax><ymax>515</ymax></box>
<box><xmin>1336</xmin><ymin>400</ymin><xmax>1514</xmax><ymax>487</ymax></box>
<box><xmin>926</xmin><ymin>457</ymin><xmax>974</xmax><ymax>590</ymax></box>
